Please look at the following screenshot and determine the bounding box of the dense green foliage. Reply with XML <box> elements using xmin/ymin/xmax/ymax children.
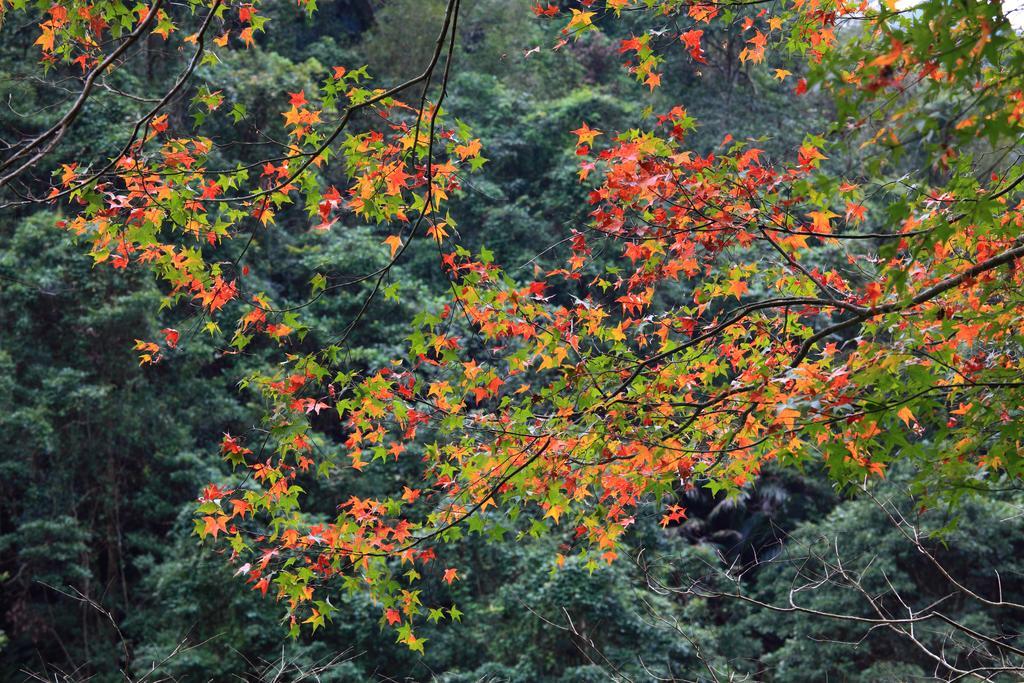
<box><xmin>2</xmin><ymin>1</ymin><xmax>1024</xmax><ymax>680</ymax></box>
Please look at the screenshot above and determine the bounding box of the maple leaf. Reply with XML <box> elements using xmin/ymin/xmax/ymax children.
<box><xmin>619</xmin><ymin>35</ymin><xmax>643</xmax><ymax>53</ymax></box>
<box><xmin>773</xmin><ymin>69</ymin><xmax>792</xmax><ymax>80</ymax></box>
<box><xmin>34</xmin><ymin>23</ymin><xmax>56</xmax><ymax>53</ymax></box>
<box><xmin>385</xmin><ymin>608</ymin><xmax>402</xmax><ymax>626</ymax></box>
<box><xmin>897</xmin><ymin>407</ymin><xmax>916</xmax><ymax>426</ymax></box>
<box><xmin>202</xmin><ymin>515</ymin><xmax>228</xmax><ymax>539</ymax></box>
<box><xmin>304</xmin><ymin>400</ymin><xmax>329</xmax><ymax>415</ymax></box>
<box><xmin>956</xmin><ymin>324</ymin><xmax>982</xmax><ymax>345</ymax></box>
<box><xmin>865</xmin><ymin>282</ymin><xmax>883</xmax><ymax>304</ymax></box>
<box><xmin>454</xmin><ymin>138</ymin><xmax>482</xmax><ymax>160</ymax></box>
<box><xmin>426</xmin><ymin>222</ymin><xmax>449</xmax><ymax>242</ymax></box>
<box><xmin>150</xmin><ymin>114</ymin><xmax>169</xmax><ymax>134</ymax></box>
<box><xmin>58</xmin><ymin>162</ymin><xmax>78</xmax><ymax>187</ymax></box>
<box><xmin>544</xmin><ymin>504</ymin><xmax>564</xmax><ymax>523</ymax></box>
<box><xmin>660</xmin><ymin>504</ymin><xmax>687</xmax><ymax>527</ymax></box>
<box><xmin>201</xmin><ymin>483</ymin><xmax>231</xmax><ymax>502</ymax></box>
<box><xmin>798</xmin><ymin>144</ymin><xmax>826</xmax><ymax>168</ymax></box>
<box><xmin>248</xmin><ymin>197</ymin><xmax>275</xmax><ymax>224</ymax></box>
<box><xmin>727</xmin><ymin>279</ymin><xmax>749</xmax><ymax>299</ymax></box>
<box><xmin>809</xmin><ymin>209</ymin><xmax>838</xmax><ymax>234</ymax></box>
<box><xmin>845</xmin><ymin>202</ymin><xmax>867</xmax><ymax>223</ymax></box>
<box><xmin>134</xmin><ymin>340</ymin><xmax>160</xmax><ymax>365</ymax></box>
<box><xmin>443</xmin><ymin>567</ymin><xmax>458</xmax><ymax>584</ymax></box>
<box><xmin>406</xmin><ymin>634</ymin><xmax>426</xmax><ymax>654</ymax></box>
<box><xmin>679</xmin><ymin>30</ymin><xmax>707</xmax><ymax>63</ymax></box>
<box><xmin>736</xmin><ymin>147</ymin><xmax>763</xmax><ymax>170</ymax></box>
<box><xmin>303</xmin><ymin>608</ymin><xmax>324</xmax><ymax>632</ymax></box>
<box><xmin>689</xmin><ymin>4</ymin><xmax>718</xmax><ymax>23</ymax></box>
<box><xmin>571</xmin><ymin>123</ymin><xmax>601</xmax><ymax>147</ymax></box>
<box><xmin>199</xmin><ymin>277</ymin><xmax>237</xmax><ymax>312</ymax></box>
<box><xmin>382</xmin><ymin>234</ymin><xmax>404</xmax><ymax>258</ymax></box>
<box><xmin>230</xmin><ymin>499</ymin><xmax>251</xmax><ymax>518</ymax></box>
<box><xmin>739</xmin><ymin>31</ymin><xmax>767</xmax><ymax>64</ymax></box>
<box><xmin>161</xmin><ymin>328</ymin><xmax>180</xmax><ymax>349</ymax></box>
<box><xmin>566</xmin><ymin>9</ymin><xmax>595</xmax><ymax>34</ymax></box>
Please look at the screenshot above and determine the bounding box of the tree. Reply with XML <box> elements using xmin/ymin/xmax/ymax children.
<box><xmin>2</xmin><ymin>0</ymin><xmax>1023</xmax><ymax>661</ymax></box>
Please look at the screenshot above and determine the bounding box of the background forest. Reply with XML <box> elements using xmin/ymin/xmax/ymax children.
<box><xmin>2</xmin><ymin>1</ymin><xmax>1024</xmax><ymax>681</ymax></box>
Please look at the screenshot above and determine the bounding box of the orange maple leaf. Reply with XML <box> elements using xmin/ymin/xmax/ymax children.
<box><xmin>571</xmin><ymin>123</ymin><xmax>601</xmax><ymax>147</ymax></box>
<box><xmin>727</xmin><ymin>279</ymin><xmax>749</xmax><ymax>299</ymax></box>
<box><xmin>454</xmin><ymin>138</ymin><xmax>482</xmax><ymax>160</ymax></box>
<box><xmin>383</xmin><ymin>234</ymin><xmax>404</xmax><ymax>258</ymax></box>
<box><xmin>203</xmin><ymin>515</ymin><xmax>228</xmax><ymax>539</ymax></box>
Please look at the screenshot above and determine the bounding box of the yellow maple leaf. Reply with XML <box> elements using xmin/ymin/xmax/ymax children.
<box><xmin>566</xmin><ymin>9</ymin><xmax>595</xmax><ymax>34</ymax></box>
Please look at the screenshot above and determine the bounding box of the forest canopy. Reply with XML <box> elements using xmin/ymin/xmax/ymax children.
<box><xmin>2</xmin><ymin>0</ymin><xmax>1024</xmax><ymax>680</ymax></box>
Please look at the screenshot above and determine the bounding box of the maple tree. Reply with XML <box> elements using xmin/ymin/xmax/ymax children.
<box><xmin>3</xmin><ymin>0</ymin><xmax>1024</xmax><ymax>657</ymax></box>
